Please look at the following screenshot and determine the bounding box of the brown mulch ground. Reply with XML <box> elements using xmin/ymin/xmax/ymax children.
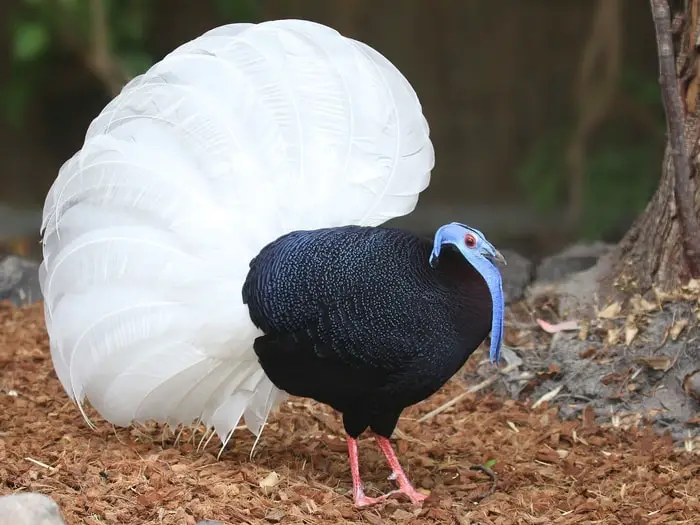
<box><xmin>1</xmin><ymin>303</ymin><xmax>698</xmax><ymax>525</ymax></box>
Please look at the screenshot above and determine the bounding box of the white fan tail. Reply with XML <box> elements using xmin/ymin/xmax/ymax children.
<box><xmin>40</xmin><ymin>19</ymin><xmax>434</xmax><ymax>448</ymax></box>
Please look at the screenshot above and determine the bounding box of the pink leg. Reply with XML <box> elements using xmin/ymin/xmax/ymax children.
<box><xmin>347</xmin><ymin>436</ymin><xmax>386</xmax><ymax>507</ymax></box>
<box><xmin>375</xmin><ymin>436</ymin><xmax>428</xmax><ymax>505</ymax></box>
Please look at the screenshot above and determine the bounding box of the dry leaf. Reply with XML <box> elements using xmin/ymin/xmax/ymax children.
<box><xmin>259</xmin><ymin>471</ymin><xmax>281</xmax><ymax>493</ymax></box>
<box><xmin>670</xmin><ymin>319</ymin><xmax>688</xmax><ymax>341</ymax></box>
<box><xmin>633</xmin><ymin>356</ymin><xmax>671</xmax><ymax>372</ymax></box>
<box><xmin>536</xmin><ymin>318</ymin><xmax>579</xmax><ymax>333</ymax></box>
<box><xmin>532</xmin><ymin>386</ymin><xmax>562</xmax><ymax>409</ymax></box>
<box><xmin>624</xmin><ymin>315</ymin><xmax>638</xmax><ymax>346</ymax></box>
<box><xmin>598</xmin><ymin>302</ymin><xmax>621</xmax><ymax>319</ymax></box>
<box><xmin>653</xmin><ymin>287</ymin><xmax>674</xmax><ymax>305</ymax></box>
<box><xmin>606</xmin><ymin>328</ymin><xmax>621</xmax><ymax>345</ymax></box>
<box><xmin>629</xmin><ymin>294</ymin><xmax>656</xmax><ymax>314</ymax></box>
<box><xmin>684</xmin><ymin>278</ymin><xmax>700</xmax><ymax>294</ymax></box>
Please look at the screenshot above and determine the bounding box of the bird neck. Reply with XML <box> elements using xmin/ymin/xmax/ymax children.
<box><xmin>421</xmin><ymin>241</ymin><xmax>493</xmax><ymax>329</ymax></box>
<box><xmin>427</xmin><ymin>242</ymin><xmax>488</xmax><ymax>286</ymax></box>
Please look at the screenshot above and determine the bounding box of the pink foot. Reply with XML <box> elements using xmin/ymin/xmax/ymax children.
<box><xmin>396</xmin><ymin>486</ymin><xmax>428</xmax><ymax>505</ymax></box>
<box><xmin>346</xmin><ymin>434</ymin><xmax>429</xmax><ymax>508</ymax></box>
<box><xmin>348</xmin><ymin>436</ymin><xmax>386</xmax><ymax>507</ymax></box>
<box><xmin>375</xmin><ymin>435</ymin><xmax>429</xmax><ymax>505</ymax></box>
<box><xmin>353</xmin><ymin>488</ymin><xmax>389</xmax><ymax>507</ymax></box>
<box><xmin>354</xmin><ymin>487</ymin><xmax>427</xmax><ymax>507</ymax></box>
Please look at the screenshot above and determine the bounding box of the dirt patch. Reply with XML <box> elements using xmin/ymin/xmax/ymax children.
<box><xmin>472</xmin><ymin>277</ymin><xmax>700</xmax><ymax>446</ymax></box>
<box><xmin>1</xmin><ymin>302</ymin><xmax>699</xmax><ymax>525</ymax></box>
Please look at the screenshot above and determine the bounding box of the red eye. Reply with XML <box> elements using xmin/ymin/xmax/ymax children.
<box><xmin>464</xmin><ymin>233</ymin><xmax>477</xmax><ymax>248</ymax></box>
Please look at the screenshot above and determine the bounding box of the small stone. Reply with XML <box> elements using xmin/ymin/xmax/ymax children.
<box><xmin>498</xmin><ymin>249</ymin><xmax>533</xmax><ymax>303</ymax></box>
<box><xmin>0</xmin><ymin>255</ymin><xmax>42</xmax><ymax>306</ymax></box>
<box><xmin>0</xmin><ymin>493</ymin><xmax>66</xmax><ymax>525</ymax></box>
<box><xmin>535</xmin><ymin>242</ymin><xmax>613</xmax><ymax>283</ymax></box>
<box><xmin>196</xmin><ymin>521</ymin><xmax>224</xmax><ymax>525</ymax></box>
<box><xmin>683</xmin><ymin>370</ymin><xmax>700</xmax><ymax>402</ymax></box>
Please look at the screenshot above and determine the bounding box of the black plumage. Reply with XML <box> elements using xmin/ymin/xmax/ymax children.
<box><xmin>242</xmin><ymin>225</ymin><xmax>493</xmax><ymax>439</ymax></box>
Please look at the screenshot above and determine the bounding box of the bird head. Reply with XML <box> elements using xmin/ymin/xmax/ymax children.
<box><xmin>429</xmin><ymin>222</ymin><xmax>505</xmax><ymax>364</ymax></box>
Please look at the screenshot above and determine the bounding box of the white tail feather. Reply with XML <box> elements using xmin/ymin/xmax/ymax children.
<box><xmin>40</xmin><ymin>19</ymin><xmax>434</xmax><ymax>450</ymax></box>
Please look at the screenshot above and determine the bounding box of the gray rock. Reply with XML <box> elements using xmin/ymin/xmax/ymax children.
<box><xmin>535</xmin><ymin>241</ymin><xmax>613</xmax><ymax>283</ymax></box>
<box><xmin>498</xmin><ymin>249</ymin><xmax>533</xmax><ymax>303</ymax></box>
<box><xmin>0</xmin><ymin>255</ymin><xmax>42</xmax><ymax>306</ymax></box>
<box><xmin>0</xmin><ymin>493</ymin><xmax>66</xmax><ymax>525</ymax></box>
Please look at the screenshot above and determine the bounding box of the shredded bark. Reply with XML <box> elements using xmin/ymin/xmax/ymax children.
<box><xmin>1</xmin><ymin>302</ymin><xmax>698</xmax><ymax>524</ymax></box>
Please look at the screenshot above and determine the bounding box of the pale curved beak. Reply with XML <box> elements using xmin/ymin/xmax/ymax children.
<box><xmin>483</xmin><ymin>247</ymin><xmax>507</xmax><ymax>266</ymax></box>
<box><xmin>493</xmin><ymin>249</ymin><xmax>507</xmax><ymax>266</ymax></box>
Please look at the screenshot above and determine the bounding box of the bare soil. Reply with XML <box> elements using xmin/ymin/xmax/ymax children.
<box><xmin>1</xmin><ymin>302</ymin><xmax>699</xmax><ymax>525</ymax></box>
<box><xmin>469</xmin><ymin>277</ymin><xmax>700</xmax><ymax>445</ymax></box>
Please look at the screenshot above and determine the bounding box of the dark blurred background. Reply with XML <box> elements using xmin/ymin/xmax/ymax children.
<box><xmin>0</xmin><ymin>0</ymin><xmax>666</xmax><ymax>262</ymax></box>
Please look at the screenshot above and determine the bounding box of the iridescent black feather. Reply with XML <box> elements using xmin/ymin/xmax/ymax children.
<box><xmin>242</xmin><ymin>226</ymin><xmax>492</xmax><ymax>438</ymax></box>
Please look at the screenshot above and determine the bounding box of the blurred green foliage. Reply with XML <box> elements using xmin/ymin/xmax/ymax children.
<box><xmin>3</xmin><ymin>0</ymin><xmax>259</xmax><ymax>125</ymax></box>
<box><xmin>517</xmin><ymin>68</ymin><xmax>664</xmax><ymax>240</ymax></box>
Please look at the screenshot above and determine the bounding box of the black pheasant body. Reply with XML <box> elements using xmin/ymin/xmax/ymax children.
<box><xmin>242</xmin><ymin>226</ymin><xmax>492</xmax><ymax>438</ymax></box>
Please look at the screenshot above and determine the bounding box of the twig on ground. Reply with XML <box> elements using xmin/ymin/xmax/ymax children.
<box><xmin>417</xmin><ymin>364</ymin><xmax>517</xmax><ymax>423</ymax></box>
<box><xmin>391</xmin><ymin>427</ymin><xmax>430</xmax><ymax>448</ymax></box>
<box><xmin>25</xmin><ymin>457</ymin><xmax>56</xmax><ymax>471</ymax></box>
<box><xmin>532</xmin><ymin>385</ymin><xmax>563</xmax><ymax>409</ymax></box>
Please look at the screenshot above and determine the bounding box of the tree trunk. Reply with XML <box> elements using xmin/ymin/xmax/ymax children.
<box><xmin>604</xmin><ymin>0</ymin><xmax>700</xmax><ymax>296</ymax></box>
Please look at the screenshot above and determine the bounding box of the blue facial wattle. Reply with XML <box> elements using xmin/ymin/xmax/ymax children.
<box><xmin>467</xmin><ymin>256</ymin><xmax>504</xmax><ymax>364</ymax></box>
<box><xmin>429</xmin><ymin>223</ymin><xmax>505</xmax><ymax>364</ymax></box>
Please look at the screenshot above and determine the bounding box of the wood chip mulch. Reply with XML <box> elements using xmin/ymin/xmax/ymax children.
<box><xmin>1</xmin><ymin>303</ymin><xmax>698</xmax><ymax>525</ymax></box>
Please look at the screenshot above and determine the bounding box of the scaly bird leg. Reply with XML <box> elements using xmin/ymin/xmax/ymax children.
<box><xmin>375</xmin><ymin>435</ymin><xmax>427</xmax><ymax>505</ymax></box>
<box><xmin>346</xmin><ymin>436</ymin><xmax>388</xmax><ymax>507</ymax></box>
<box><xmin>346</xmin><ymin>435</ymin><xmax>428</xmax><ymax>507</ymax></box>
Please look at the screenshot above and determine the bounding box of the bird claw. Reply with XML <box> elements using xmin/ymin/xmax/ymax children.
<box><xmin>392</xmin><ymin>485</ymin><xmax>428</xmax><ymax>505</ymax></box>
<box><xmin>348</xmin><ymin>435</ymin><xmax>428</xmax><ymax>508</ymax></box>
<box><xmin>353</xmin><ymin>486</ymin><xmax>428</xmax><ymax>507</ymax></box>
<box><xmin>352</xmin><ymin>484</ymin><xmax>387</xmax><ymax>507</ymax></box>
<box><xmin>353</xmin><ymin>492</ymin><xmax>389</xmax><ymax>507</ymax></box>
